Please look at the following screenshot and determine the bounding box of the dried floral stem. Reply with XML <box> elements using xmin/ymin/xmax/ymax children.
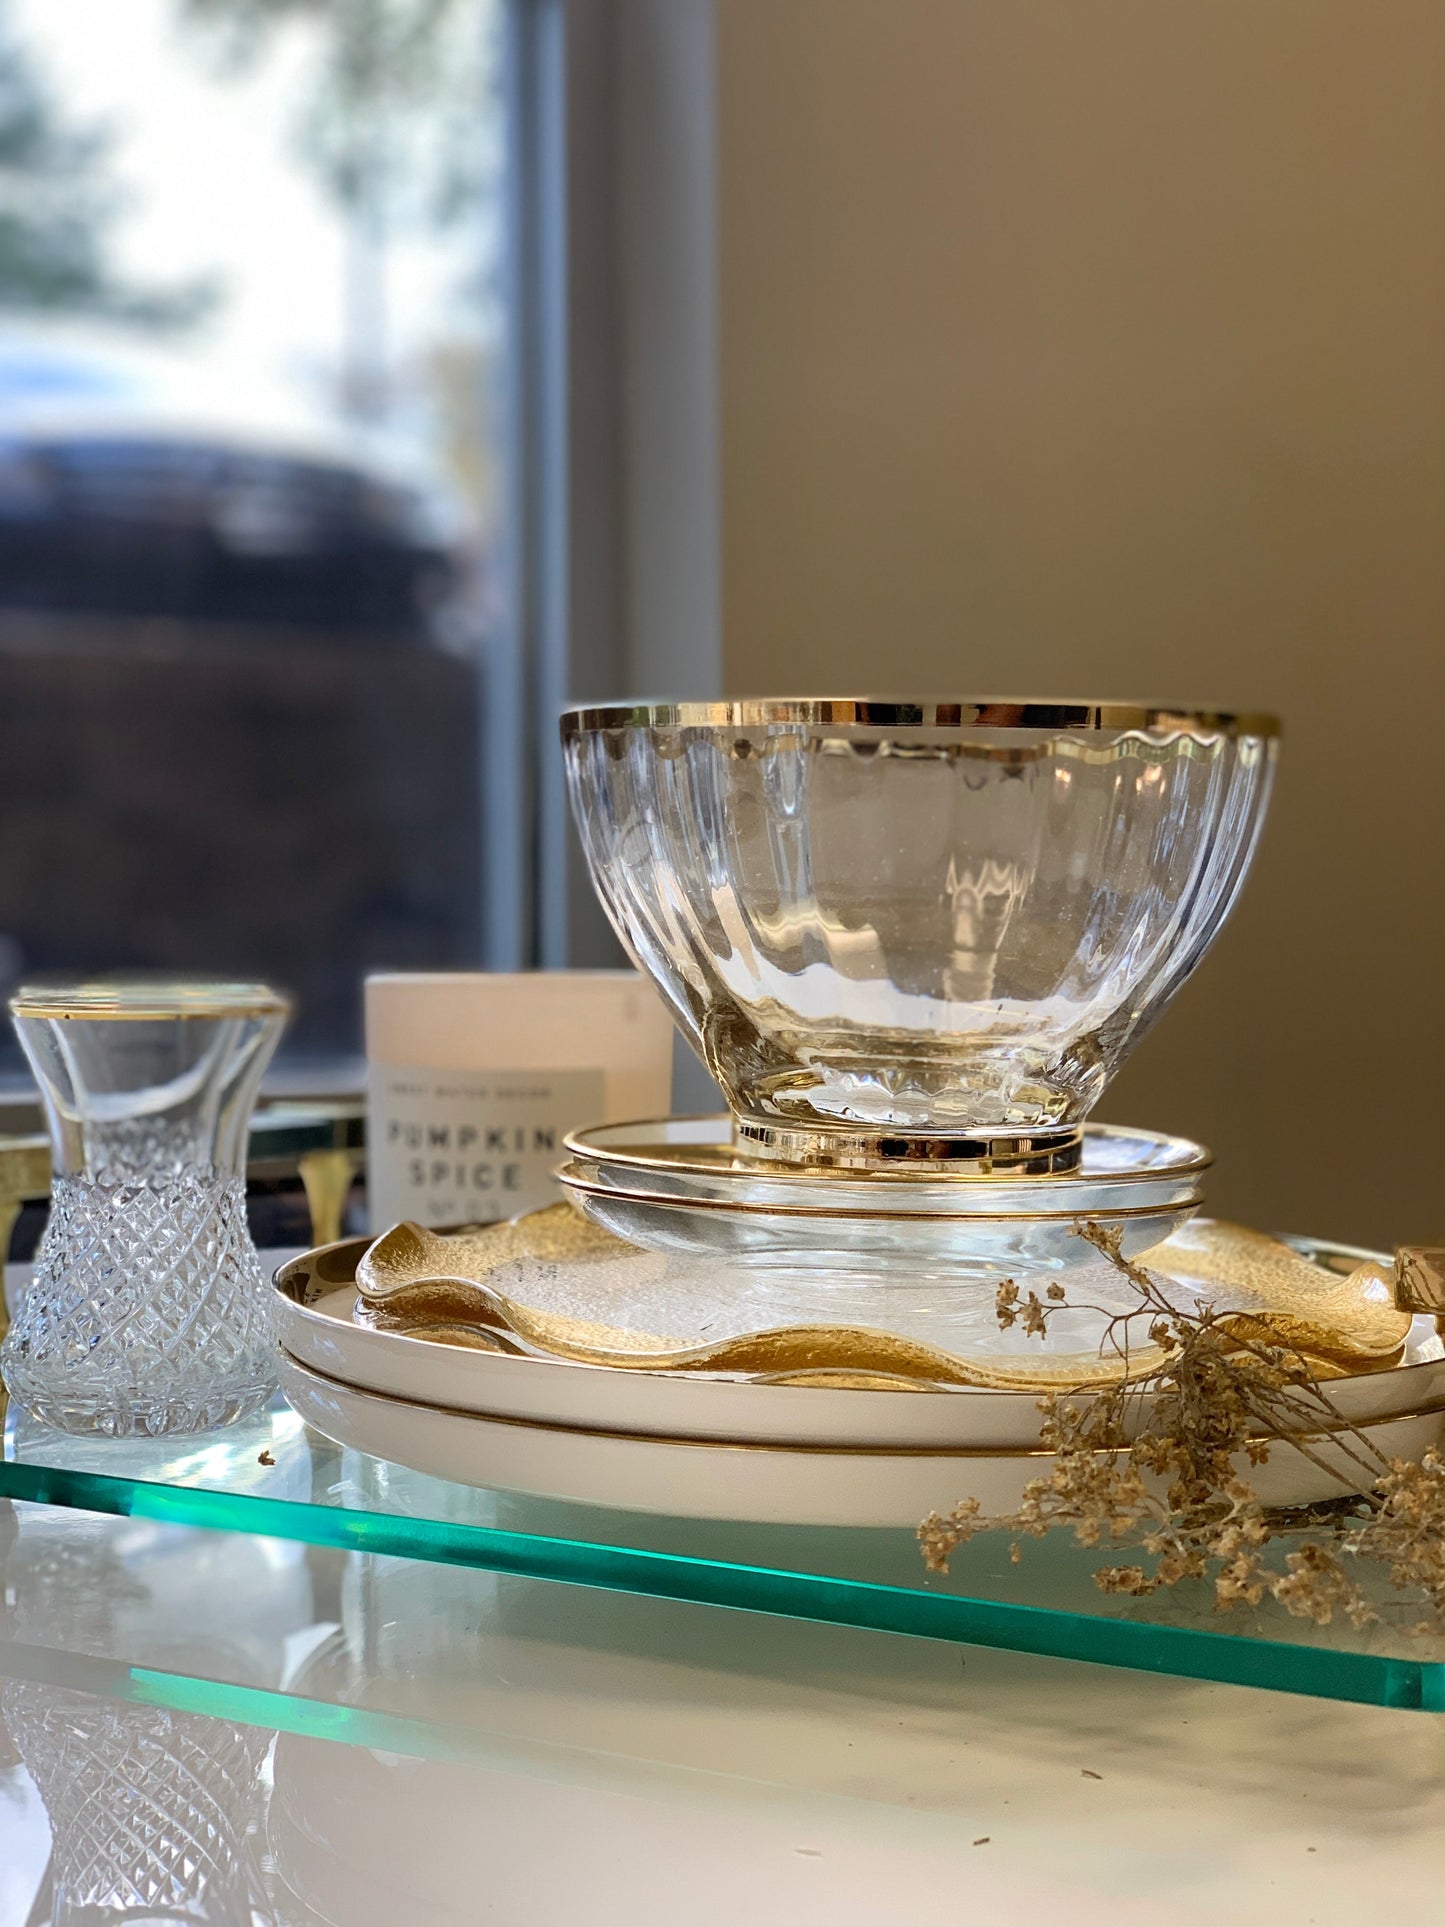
<box><xmin>920</xmin><ymin>1222</ymin><xmax>1445</xmax><ymax>1632</ymax></box>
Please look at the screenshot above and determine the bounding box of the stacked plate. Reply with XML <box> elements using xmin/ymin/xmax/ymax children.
<box><xmin>274</xmin><ymin>1227</ymin><xmax>1445</xmax><ymax>1528</ymax></box>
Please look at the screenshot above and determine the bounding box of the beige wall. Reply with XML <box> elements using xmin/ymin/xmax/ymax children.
<box><xmin>713</xmin><ymin>0</ymin><xmax>1445</xmax><ymax>1247</ymax></box>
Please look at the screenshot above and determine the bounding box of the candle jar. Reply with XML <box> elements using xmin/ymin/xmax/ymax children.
<box><xmin>365</xmin><ymin>971</ymin><xmax>675</xmax><ymax>1232</ymax></box>
<box><xmin>0</xmin><ymin>979</ymin><xmax>289</xmax><ymax>1436</ymax></box>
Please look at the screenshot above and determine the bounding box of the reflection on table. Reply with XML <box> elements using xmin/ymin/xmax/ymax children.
<box><xmin>3</xmin><ymin>1500</ymin><xmax>1445</xmax><ymax>1924</ymax></box>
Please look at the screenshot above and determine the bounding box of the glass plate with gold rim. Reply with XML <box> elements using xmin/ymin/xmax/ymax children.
<box><xmin>558</xmin><ymin>1117</ymin><xmax>1208</xmax><ymax>1268</ymax></box>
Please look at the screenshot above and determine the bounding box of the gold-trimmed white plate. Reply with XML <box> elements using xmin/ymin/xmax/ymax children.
<box><xmin>273</xmin><ymin>1233</ymin><xmax>1445</xmax><ymax>1454</ymax></box>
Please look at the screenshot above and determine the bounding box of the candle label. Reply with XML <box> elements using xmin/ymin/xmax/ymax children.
<box><xmin>367</xmin><ymin>1065</ymin><xmax>606</xmax><ymax>1230</ymax></box>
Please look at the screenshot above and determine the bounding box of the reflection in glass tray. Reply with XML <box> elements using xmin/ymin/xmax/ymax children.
<box><xmin>5</xmin><ymin>1384</ymin><xmax>1445</xmax><ymax>1713</ymax></box>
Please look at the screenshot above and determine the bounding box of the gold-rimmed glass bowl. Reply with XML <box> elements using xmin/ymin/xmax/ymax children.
<box><xmin>562</xmin><ymin>700</ymin><xmax>1277</xmax><ymax>1163</ymax></box>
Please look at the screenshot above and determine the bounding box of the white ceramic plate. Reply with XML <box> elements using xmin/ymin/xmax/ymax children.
<box><xmin>277</xmin><ymin>1350</ymin><xmax>1445</xmax><ymax>1528</ymax></box>
<box><xmin>273</xmin><ymin>1235</ymin><xmax>1445</xmax><ymax>1453</ymax></box>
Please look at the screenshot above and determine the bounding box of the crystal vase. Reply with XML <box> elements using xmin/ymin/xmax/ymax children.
<box><xmin>3</xmin><ymin>1683</ymin><xmax>272</xmax><ymax>1926</ymax></box>
<box><xmin>0</xmin><ymin>979</ymin><xmax>289</xmax><ymax>1436</ymax></box>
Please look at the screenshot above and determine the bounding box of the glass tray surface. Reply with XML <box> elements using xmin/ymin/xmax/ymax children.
<box><xmin>13</xmin><ymin>1508</ymin><xmax>1437</xmax><ymax>1927</ymax></box>
<box><xmin>4</xmin><ymin>1392</ymin><xmax>1445</xmax><ymax>1713</ymax></box>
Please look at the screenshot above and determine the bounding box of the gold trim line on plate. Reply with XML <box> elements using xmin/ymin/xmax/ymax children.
<box><xmin>560</xmin><ymin>699</ymin><xmax>1282</xmax><ymax>739</ymax></box>
<box><xmin>562</xmin><ymin>1116</ymin><xmax>1214</xmax><ymax>1187</ymax></box>
<box><xmin>280</xmin><ymin>1350</ymin><xmax>1445</xmax><ymax>1459</ymax></box>
<box><xmin>558</xmin><ymin>1166</ymin><xmax>1205</xmax><ymax>1225</ymax></box>
<box><xmin>731</xmin><ymin>1114</ymin><xmax>1085</xmax><ymax>1176</ymax></box>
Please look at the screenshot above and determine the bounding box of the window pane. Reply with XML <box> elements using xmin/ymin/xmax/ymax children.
<box><xmin>0</xmin><ymin>0</ymin><xmax>504</xmax><ymax>1075</ymax></box>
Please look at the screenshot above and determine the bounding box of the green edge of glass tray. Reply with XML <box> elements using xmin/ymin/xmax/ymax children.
<box><xmin>0</xmin><ymin>1633</ymin><xmax>616</xmax><ymax>1778</ymax></box>
<box><xmin>5</xmin><ymin>1395</ymin><xmax>1445</xmax><ymax>1714</ymax></box>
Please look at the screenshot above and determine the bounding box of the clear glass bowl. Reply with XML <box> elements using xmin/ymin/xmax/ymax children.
<box><xmin>562</xmin><ymin>700</ymin><xmax>1277</xmax><ymax>1155</ymax></box>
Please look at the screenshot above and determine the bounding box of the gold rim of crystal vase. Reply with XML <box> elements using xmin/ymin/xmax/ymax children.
<box><xmin>560</xmin><ymin>698</ymin><xmax>1281</xmax><ymax>738</ymax></box>
<box><xmin>10</xmin><ymin>979</ymin><xmax>291</xmax><ymax>1021</ymax></box>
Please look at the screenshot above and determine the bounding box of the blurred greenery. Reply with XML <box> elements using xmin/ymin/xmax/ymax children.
<box><xmin>177</xmin><ymin>0</ymin><xmax>491</xmax><ymax>231</ymax></box>
<box><xmin>177</xmin><ymin>0</ymin><xmax>496</xmax><ymax>420</ymax></box>
<box><xmin>0</xmin><ymin>0</ymin><xmax>216</xmax><ymax>327</ymax></box>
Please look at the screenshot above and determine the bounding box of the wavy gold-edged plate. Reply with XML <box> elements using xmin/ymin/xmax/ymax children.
<box><xmin>354</xmin><ymin>1210</ymin><xmax>1408</xmax><ymax>1382</ymax></box>
<box><xmin>273</xmin><ymin>1228</ymin><xmax>1444</xmax><ymax>1453</ymax></box>
<box><xmin>1143</xmin><ymin>1219</ymin><xmax>1409</xmax><ymax>1363</ymax></box>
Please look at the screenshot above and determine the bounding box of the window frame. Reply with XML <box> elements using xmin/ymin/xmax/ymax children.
<box><xmin>496</xmin><ymin>0</ymin><xmax>721</xmax><ymax>972</ymax></box>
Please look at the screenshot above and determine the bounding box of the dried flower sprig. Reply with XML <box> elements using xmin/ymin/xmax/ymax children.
<box><xmin>919</xmin><ymin>1223</ymin><xmax>1445</xmax><ymax>1632</ymax></box>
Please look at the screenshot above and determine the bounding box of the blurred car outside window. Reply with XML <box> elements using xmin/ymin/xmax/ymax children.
<box><xmin>0</xmin><ymin>0</ymin><xmax>504</xmax><ymax>1081</ymax></box>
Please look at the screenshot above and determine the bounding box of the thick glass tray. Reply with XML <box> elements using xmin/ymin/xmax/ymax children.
<box><xmin>4</xmin><ymin>1392</ymin><xmax>1445</xmax><ymax>1712</ymax></box>
<box><xmin>11</xmin><ymin>1508</ymin><xmax>1436</xmax><ymax>1922</ymax></box>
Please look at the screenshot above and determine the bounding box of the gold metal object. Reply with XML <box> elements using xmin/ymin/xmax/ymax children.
<box><xmin>280</xmin><ymin>1346</ymin><xmax>1445</xmax><ymax>1458</ymax></box>
<box><xmin>561</xmin><ymin>699</ymin><xmax>1282</xmax><ymax>739</ymax></box>
<box><xmin>297</xmin><ymin>1146</ymin><xmax>363</xmax><ymax>1249</ymax></box>
<box><xmin>238</xmin><ymin>1101</ymin><xmax>364</xmax><ymax>1246</ymax></box>
<box><xmin>731</xmin><ymin>1114</ymin><xmax>1085</xmax><ymax>1176</ymax></box>
<box><xmin>1394</xmin><ymin>1246</ymin><xmax>1445</xmax><ymax>1316</ymax></box>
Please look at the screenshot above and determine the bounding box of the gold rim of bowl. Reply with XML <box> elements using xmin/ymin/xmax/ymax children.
<box><xmin>560</xmin><ymin>698</ymin><xmax>1282</xmax><ymax>738</ymax></box>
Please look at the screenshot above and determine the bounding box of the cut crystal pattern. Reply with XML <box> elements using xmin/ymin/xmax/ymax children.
<box><xmin>1</xmin><ymin>1171</ymin><xmax>277</xmax><ymax>1436</ymax></box>
<box><xmin>4</xmin><ymin>1681</ymin><xmax>269</xmax><ymax>1924</ymax></box>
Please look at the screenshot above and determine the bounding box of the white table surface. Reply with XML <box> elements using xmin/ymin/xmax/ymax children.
<box><xmin>1</xmin><ymin>1497</ymin><xmax>1443</xmax><ymax>1925</ymax></box>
